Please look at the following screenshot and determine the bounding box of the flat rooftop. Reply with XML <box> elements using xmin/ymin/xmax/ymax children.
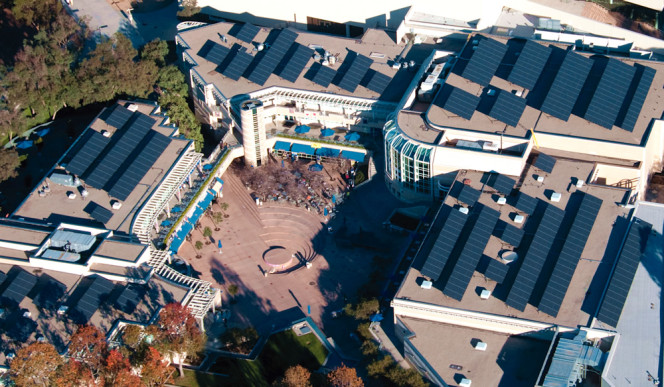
<box><xmin>396</xmin><ymin>153</ymin><xmax>631</xmax><ymax>328</ymax></box>
<box><xmin>13</xmin><ymin>101</ymin><xmax>190</xmax><ymax>234</ymax></box>
<box><xmin>422</xmin><ymin>34</ymin><xmax>664</xmax><ymax>146</ymax></box>
<box><xmin>178</xmin><ymin>22</ymin><xmax>420</xmax><ymax>102</ymax></box>
<box><xmin>400</xmin><ymin>316</ymin><xmax>550</xmax><ymax>387</ymax></box>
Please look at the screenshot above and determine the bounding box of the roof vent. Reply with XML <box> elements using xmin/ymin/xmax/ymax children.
<box><xmin>370</xmin><ymin>52</ymin><xmax>385</xmax><ymax>59</ymax></box>
<box><xmin>101</xmin><ymin>130</ymin><xmax>111</xmax><ymax>137</ymax></box>
<box><xmin>57</xmin><ymin>305</ymin><xmax>68</xmax><ymax>315</ymax></box>
<box><xmin>536</xmin><ymin>175</ymin><xmax>544</xmax><ymax>183</ymax></box>
<box><xmin>459</xmin><ymin>207</ymin><xmax>469</xmax><ymax>214</ymax></box>
<box><xmin>474</xmin><ymin>341</ymin><xmax>488</xmax><ymax>351</ymax></box>
<box><xmin>550</xmin><ymin>192</ymin><xmax>562</xmax><ymax>202</ymax></box>
<box><xmin>496</xmin><ymin>197</ymin><xmax>507</xmax><ymax>205</ymax></box>
<box><xmin>576</xmin><ymin>179</ymin><xmax>585</xmax><ymax>188</ymax></box>
<box><xmin>329</xmin><ymin>56</ymin><xmax>336</xmax><ymax>65</ymax></box>
<box><xmin>501</xmin><ymin>251</ymin><xmax>518</xmax><ymax>263</ymax></box>
<box><xmin>127</xmin><ymin>104</ymin><xmax>138</xmax><ymax>112</ymax></box>
<box><xmin>459</xmin><ymin>378</ymin><xmax>472</xmax><ymax>387</ymax></box>
<box><xmin>392</xmin><ymin>62</ymin><xmax>401</xmax><ymax>69</ymax></box>
<box><xmin>81</xmin><ymin>189</ymin><xmax>89</xmax><ymax>198</ymax></box>
<box><xmin>421</xmin><ymin>280</ymin><xmax>433</xmax><ymax>289</ymax></box>
<box><xmin>513</xmin><ymin>214</ymin><xmax>524</xmax><ymax>224</ymax></box>
<box><xmin>257</xmin><ymin>43</ymin><xmax>264</xmax><ymax>51</ymax></box>
<box><xmin>487</xmin><ymin>89</ymin><xmax>496</xmax><ymax>96</ymax></box>
<box><xmin>111</xmin><ymin>201</ymin><xmax>122</xmax><ymax>210</ymax></box>
<box><xmin>67</xmin><ymin>192</ymin><xmax>77</xmax><ymax>200</ymax></box>
<box><xmin>480</xmin><ymin>289</ymin><xmax>491</xmax><ymax>299</ymax></box>
<box><xmin>515</xmin><ymin>89</ymin><xmax>523</xmax><ymax>97</ymax></box>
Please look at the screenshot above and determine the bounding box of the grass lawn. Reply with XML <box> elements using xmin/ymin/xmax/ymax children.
<box><xmin>170</xmin><ymin>368</ymin><xmax>230</xmax><ymax>387</ymax></box>
<box><xmin>210</xmin><ymin>330</ymin><xmax>329</xmax><ymax>385</ymax></box>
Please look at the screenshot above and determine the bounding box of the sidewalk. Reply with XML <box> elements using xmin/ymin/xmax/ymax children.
<box><xmin>371</xmin><ymin>321</ymin><xmax>410</xmax><ymax>369</ymax></box>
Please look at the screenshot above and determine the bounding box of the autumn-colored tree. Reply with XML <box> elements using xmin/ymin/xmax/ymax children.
<box><xmin>52</xmin><ymin>360</ymin><xmax>95</xmax><ymax>387</ymax></box>
<box><xmin>68</xmin><ymin>324</ymin><xmax>108</xmax><ymax>378</ymax></box>
<box><xmin>102</xmin><ymin>349</ymin><xmax>140</xmax><ymax>387</ymax></box>
<box><xmin>151</xmin><ymin>302</ymin><xmax>206</xmax><ymax>377</ymax></box>
<box><xmin>9</xmin><ymin>342</ymin><xmax>63</xmax><ymax>386</ymax></box>
<box><xmin>276</xmin><ymin>364</ymin><xmax>312</xmax><ymax>387</ymax></box>
<box><xmin>122</xmin><ymin>324</ymin><xmax>144</xmax><ymax>349</ymax></box>
<box><xmin>327</xmin><ymin>365</ymin><xmax>363</xmax><ymax>387</ymax></box>
<box><xmin>140</xmin><ymin>347</ymin><xmax>171</xmax><ymax>387</ymax></box>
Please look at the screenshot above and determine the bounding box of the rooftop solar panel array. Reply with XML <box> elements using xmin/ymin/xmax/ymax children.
<box><xmin>366</xmin><ymin>70</ymin><xmax>392</xmax><ymax>94</ymax></box>
<box><xmin>515</xmin><ymin>193</ymin><xmax>539</xmax><ymax>215</ymax></box>
<box><xmin>534</xmin><ymin>153</ymin><xmax>557</xmax><ymax>173</ymax></box>
<box><xmin>443</xmin><ymin>206</ymin><xmax>500</xmax><ymax>301</ymax></box>
<box><xmin>596</xmin><ymin>218</ymin><xmax>652</xmax><ymax>327</ymax></box>
<box><xmin>312</xmin><ymin>65</ymin><xmax>337</xmax><ymax>87</ymax></box>
<box><xmin>109</xmin><ymin>132</ymin><xmax>171</xmax><ymax>200</ymax></box>
<box><xmin>540</xmin><ymin>52</ymin><xmax>593</xmax><ymax>121</ymax></box>
<box><xmin>73</xmin><ymin>276</ymin><xmax>115</xmax><ymax>324</ymax></box>
<box><xmin>485</xmin><ymin>259</ymin><xmax>510</xmax><ymax>283</ymax></box>
<box><xmin>506</xmin><ymin>204</ymin><xmax>565</xmax><ymax>311</ymax></box>
<box><xmin>203</xmin><ymin>41</ymin><xmax>231</xmax><ymax>65</ymax></box>
<box><xmin>338</xmin><ymin>54</ymin><xmax>373</xmax><ymax>92</ymax></box>
<box><xmin>584</xmin><ymin>59</ymin><xmax>636</xmax><ymax>129</ymax></box>
<box><xmin>438</xmin><ymin>85</ymin><xmax>481</xmax><ymax>120</ymax></box>
<box><xmin>491</xmin><ymin>174</ymin><xmax>516</xmax><ymax>195</ymax></box>
<box><xmin>508</xmin><ymin>40</ymin><xmax>552</xmax><ymax>90</ymax></box>
<box><xmin>85</xmin><ymin>114</ymin><xmax>156</xmax><ymax>189</ymax></box>
<box><xmin>539</xmin><ymin>194</ymin><xmax>602</xmax><ymax>317</ymax></box>
<box><xmin>619</xmin><ymin>65</ymin><xmax>656</xmax><ymax>132</ymax></box>
<box><xmin>105</xmin><ymin>105</ymin><xmax>133</xmax><ymax>129</ymax></box>
<box><xmin>247</xmin><ymin>29</ymin><xmax>298</xmax><ymax>85</ymax></box>
<box><xmin>501</xmin><ymin>223</ymin><xmax>525</xmax><ymax>247</ymax></box>
<box><xmin>420</xmin><ymin>207</ymin><xmax>468</xmax><ymax>281</ymax></box>
<box><xmin>279</xmin><ymin>44</ymin><xmax>314</xmax><ymax>82</ymax></box>
<box><xmin>462</xmin><ymin>38</ymin><xmax>507</xmax><ymax>86</ymax></box>
<box><xmin>67</xmin><ymin>131</ymin><xmax>111</xmax><ymax>177</ymax></box>
<box><xmin>85</xmin><ymin>202</ymin><xmax>114</xmax><ymax>224</ymax></box>
<box><xmin>222</xmin><ymin>47</ymin><xmax>253</xmax><ymax>81</ymax></box>
<box><xmin>1</xmin><ymin>270</ymin><xmax>37</xmax><ymax>305</ymax></box>
<box><xmin>235</xmin><ymin>23</ymin><xmax>260</xmax><ymax>43</ymax></box>
<box><xmin>457</xmin><ymin>184</ymin><xmax>481</xmax><ymax>206</ymax></box>
<box><xmin>489</xmin><ymin>90</ymin><xmax>527</xmax><ymax>127</ymax></box>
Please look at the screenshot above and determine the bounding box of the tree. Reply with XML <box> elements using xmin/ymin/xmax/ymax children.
<box><xmin>276</xmin><ymin>365</ymin><xmax>311</xmax><ymax>387</ymax></box>
<box><xmin>156</xmin><ymin>65</ymin><xmax>188</xmax><ymax>96</ymax></box>
<box><xmin>177</xmin><ymin>0</ymin><xmax>200</xmax><ymax>18</ymax></box>
<box><xmin>102</xmin><ymin>349</ymin><xmax>141</xmax><ymax>387</ymax></box>
<box><xmin>327</xmin><ymin>365</ymin><xmax>363</xmax><ymax>387</ymax></box>
<box><xmin>140</xmin><ymin>347</ymin><xmax>171</xmax><ymax>387</ymax></box>
<box><xmin>212</xmin><ymin>211</ymin><xmax>223</xmax><ymax>230</ymax></box>
<box><xmin>219</xmin><ymin>202</ymin><xmax>230</xmax><ymax>216</ymax></box>
<box><xmin>68</xmin><ymin>325</ymin><xmax>108</xmax><ymax>378</ymax></box>
<box><xmin>12</xmin><ymin>0</ymin><xmax>62</xmax><ymax>30</ymax></box>
<box><xmin>141</xmin><ymin>39</ymin><xmax>169</xmax><ymax>67</ymax></box>
<box><xmin>345</xmin><ymin>298</ymin><xmax>379</xmax><ymax>321</ymax></box>
<box><xmin>158</xmin><ymin>92</ymin><xmax>203</xmax><ymax>152</ymax></box>
<box><xmin>0</xmin><ymin>149</ymin><xmax>21</xmax><ymax>183</ymax></box>
<box><xmin>122</xmin><ymin>324</ymin><xmax>143</xmax><ymax>349</ymax></box>
<box><xmin>151</xmin><ymin>302</ymin><xmax>206</xmax><ymax>378</ymax></box>
<box><xmin>203</xmin><ymin>226</ymin><xmax>212</xmax><ymax>239</ymax></box>
<box><xmin>220</xmin><ymin>327</ymin><xmax>258</xmax><ymax>354</ymax></box>
<box><xmin>227</xmin><ymin>284</ymin><xmax>239</xmax><ymax>300</ymax></box>
<box><xmin>53</xmin><ymin>360</ymin><xmax>95</xmax><ymax>387</ymax></box>
<box><xmin>194</xmin><ymin>240</ymin><xmax>203</xmax><ymax>257</ymax></box>
<box><xmin>9</xmin><ymin>342</ymin><xmax>63</xmax><ymax>386</ymax></box>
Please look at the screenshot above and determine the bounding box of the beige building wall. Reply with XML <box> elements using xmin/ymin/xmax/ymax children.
<box><xmin>240</xmin><ymin>100</ymin><xmax>269</xmax><ymax>167</ymax></box>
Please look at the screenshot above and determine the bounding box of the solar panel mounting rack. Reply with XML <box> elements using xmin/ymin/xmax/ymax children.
<box><xmin>337</xmin><ymin>54</ymin><xmax>373</xmax><ymax>92</ymax></box>
<box><xmin>312</xmin><ymin>65</ymin><xmax>336</xmax><ymax>87</ymax></box>
<box><xmin>534</xmin><ymin>153</ymin><xmax>556</xmax><ymax>173</ymax></box>
<box><xmin>584</xmin><ymin>59</ymin><xmax>636</xmax><ymax>129</ymax></box>
<box><xmin>491</xmin><ymin>174</ymin><xmax>516</xmax><ymax>195</ymax></box>
<box><xmin>235</xmin><ymin>23</ymin><xmax>260</xmax><ymax>43</ymax></box>
<box><xmin>462</xmin><ymin>37</ymin><xmax>508</xmax><ymax>86</ymax></box>
<box><xmin>485</xmin><ymin>259</ymin><xmax>510</xmax><ymax>283</ymax></box>
<box><xmin>279</xmin><ymin>44</ymin><xmax>314</xmax><ymax>82</ymax></box>
<box><xmin>247</xmin><ymin>29</ymin><xmax>298</xmax><ymax>85</ymax></box>
<box><xmin>438</xmin><ymin>85</ymin><xmax>481</xmax><ymax>120</ymax></box>
<box><xmin>366</xmin><ymin>70</ymin><xmax>392</xmax><ymax>94</ymax></box>
<box><xmin>507</xmin><ymin>40</ymin><xmax>551</xmax><ymax>90</ymax></box>
<box><xmin>489</xmin><ymin>90</ymin><xmax>527</xmax><ymax>127</ymax></box>
<box><xmin>420</xmin><ymin>207</ymin><xmax>469</xmax><ymax>281</ymax></box>
<box><xmin>540</xmin><ymin>51</ymin><xmax>593</xmax><ymax>121</ymax></box>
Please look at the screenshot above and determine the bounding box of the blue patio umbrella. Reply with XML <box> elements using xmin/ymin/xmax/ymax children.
<box><xmin>308</xmin><ymin>163</ymin><xmax>323</xmax><ymax>172</ymax></box>
<box><xmin>324</xmin><ymin>208</ymin><xmax>329</xmax><ymax>216</ymax></box>
<box><xmin>161</xmin><ymin>220</ymin><xmax>172</xmax><ymax>227</ymax></box>
<box><xmin>295</xmin><ymin>125</ymin><xmax>311</xmax><ymax>134</ymax></box>
<box><xmin>203</xmin><ymin>164</ymin><xmax>214</xmax><ymax>171</ymax></box>
<box><xmin>16</xmin><ymin>140</ymin><xmax>33</xmax><ymax>149</ymax></box>
<box><xmin>370</xmin><ymin>313</ymin><xmax>384</xmax><ymax>322</ymax></box>
<box><xmin>344</xmin><ymin>132</ymin><xmax>360</xmax><ymax>142</ymax></box>
<box><xmin>36</xmin><ymin>128</ymin><xmax>50</xmax><ymax>137</ymax></box>
<box><xmin>171</xmin><ymin>206</ymin><xmax>182</xmax><ymax>213</ymax></box>
<box><xmin>320</xmin><ymin>128</ymin><xmax>334</xmax><ymax>137</ymax></box>
<box><xmin>218</xmin><ymin>240</ymin><xmax>223</xmax><ymax>253</ymax></box>
<box><xmin>332</xmin><ymin>195</ymin><xmax>336</xmax><ymax>204</ymax></box>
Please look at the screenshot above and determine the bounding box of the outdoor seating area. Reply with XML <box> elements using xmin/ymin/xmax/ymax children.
<box><xmin>273</xmin><ymin>140</ymin><xmax>366</xmax><ymax>163</ymax></box>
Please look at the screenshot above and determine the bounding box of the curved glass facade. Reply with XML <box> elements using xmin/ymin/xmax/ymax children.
<box><xmin>384</xmin><ymin>120</ymin><xmax>432</xmax><ymax>197</ymax></box>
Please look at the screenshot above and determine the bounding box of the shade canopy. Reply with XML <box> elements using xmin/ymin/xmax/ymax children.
<box><xmin>16</xmin><ymin>140</ymin><xmax>33</xmax><ymax>149</ymax></box>
<box><xmin>291</xmin><ymin>143</ymin><xmax>315</xmax><ymax>155</ymax></box>
<box><xmin>294</xmin><ymin>125</ymin><xmax>311</xmax><ymax>134</ymax></box>
<box><xmin>341</xmin><ymin>150</ymin><xmax>366</xmax><ymax>162</ymax></box>
<box><xmin>274</xmin><ymin>141</ymin><xmax>291</xmax><ymax>151</ymax></box>
<box><xmin>344</xmin><ymin>132</ymin><xmax>360</xmax><ymax>141</ymax></box>
<box><xmin>320</xmin><ymin>128</ymin><xmax>335</xmax><ymax>137</ymax></box>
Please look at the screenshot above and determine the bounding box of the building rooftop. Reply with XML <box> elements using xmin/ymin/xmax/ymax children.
<box><xmin>13</xmin><ymin>101</ymin><xmax>191</xmax><ymax>234</ymax></box>
<box><xmin>423</xmin><ymin>34</ymin><xmax>664</xmax><ymax>146</ymax></box>
<box><xmin>396</xmin><ymin>153</ymin><xmax>632</xmax><ymax>328</ymax></box>
<box><xmin>178</xmin><ymin>22</ymin><xmax>421</xmax><ymax>102</ymax></box>
<box><xmin>93</xmin><ymin>239</ymin><xmax>147</xmax><ymax>263</ymax></box>
<box><xmin>400</xmin><ymin>316</ymin><xmax>550</xmax><ymax>387</ymax></box>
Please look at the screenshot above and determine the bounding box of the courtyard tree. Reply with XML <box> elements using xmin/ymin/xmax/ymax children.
<box><xmin>53</xmin><ymin>360</ymin><xmax>94</xmax><ymax>387</ymax></box>
<box><xmin>141</xmin><ymin>39</ymin><xmax>169</xmax><ymax>67</ymax></box>
<box><xmin>212</xmin><ymin>211</ymin><xmax>224</xmax><ymax>230</ymax></box>
<box><xmin>0</xmin><ymin>149</ymin><xmax>21</xmax><ymax>183</ymax></box>
<box><xmin>345</xmin><ymin>298</ymin><xmax>379</xmax><ymax>321</ymax></box>
<box><xmin>150</xmin><ymin>302</ymin><xmax>206</xmax><ymax>378</ymax></box>
<box><xmin>102</xmin><ymin>349</ymin><xmax>140</xmax><ymax>386</ymax></box>
<box><xmin>140</xmin><ymin>347</ymin><xmax>171</xmax><ymax>387</ymax></box>
<box><xmin>68</xmin><ymin>324</ymin><xmax>108</xmax><ymax>379</ymax></box>
<box><xmin>219</xmin><ymin>201</ymin><xmax>230</xmax><ymax>216</ymax></box>
<box><xmin>9</xmin><ymin>342</ymin><xmax>63</xmax><ymax>386</ymax></box>
<box><xmin>327</xmin><ymin>365</ymin><xmax>363</xmax><ymax>387</ymax></box>
<box><xmin>276</xmin><ymin>364</ymin><xmax>312</xmax><ymax>387</ymax></box>
<box><xmin>203</xmin><ymin>226</ymin><xmax>212</xmax><ymax>242</ymax></box>
<box><xmin>227</xmin><ymin>284</ymin><xmax>239</xmax><ymax>301</ymax></box>
<box><xmin>194</xmin><ymin>240</ymin><xmax>203</xmax><ymax>257</ymax></box>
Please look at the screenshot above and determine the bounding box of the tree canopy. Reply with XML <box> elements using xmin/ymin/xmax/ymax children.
<box><xmin>9</xmin><ymin>342</ymin><xmax>63</xmax><ymax>386</ymax></box>
<box><xmin>327</xmin><ymin>365</ymin><xmax>364</xmax><ymax>387</ymax></box>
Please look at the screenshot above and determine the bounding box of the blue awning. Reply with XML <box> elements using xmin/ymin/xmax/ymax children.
<box><xmin>316</xmin><ymin>147</ymin><xmax>340</xmax><ymax>158</ymax></box>
<box><xmin>341</xmin><ymin>150</ymin><xmax>366</xmax><ymax>162</ymax></box>
<box><xmin>274</xmin><ymin>141</ymin><xmax>291</xmax><ymax>151</ymax></box>
<box><xmin>291</xmin><ymin>143</ymin><xmax>315</xmax><ymax>155</ymax></box>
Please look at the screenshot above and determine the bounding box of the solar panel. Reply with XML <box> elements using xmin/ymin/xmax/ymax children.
<box><xmin>515</xmin><ymin>192</ymin><xmax>538</xmax><ymax>215</ymax></box>
<box><xmin>235</xmin><ymin>23</ymin><xmax>260</xmax><ymax>43</ymax></box>
<box><xmin>534</xmin><ymin>153</ymin><xmax>556</xmax><ymax>173</ymax></box>
<box><xmin>618</xmin><ymin>65</ymin><xmax>655</xmax><ymax>132</ymax></box>
<box><xmin>540</xmin><ymin>51</ymin><xmax>593</xmax><ymax>121</ymax></box>
<box><xmin>115</xmin><ymin>285</ymin><xmax>142</xmax><ymax>314</ymax></box>
<box><xmin>366</xmin><ymin>70</ymin><xmax>392</xmax><ymax>94</ymax></box>
<box><xmin>501</xmin><ymin>223</ymin><xmax>525</xmax><ymax>247</ymax></box>
<box><xmin>72</xmin><ymin>276</ymin><xmax>115</xmax><ymax>324</ymax></box>
<box><xmin>485</xmin><ymin>259</ymin><xmax>510</xmax><ymax>283</ymax></box>
<box><xmin>0</xmin><ymin>271</ymin><xmax>6</xmax><ymax>285</ymax></box>
<box><xmin>85</xmin><ymin>202</ymin><xmax>114</xmax><ymax>224</ymax></box>
<box><xmin>436</xmin><ymin>85</ymin><xmax>481</xmax><ymax>120</ymax></box>
<box><xmin>105</xmin><ymin>105</ymin><xmax>133</xmax><ymax>129</ymax></box>
<box><xmin>491</xmin><ymin>174</ymin><xmax>516</xmax><ymax>195</ymax></box>
<box><xmin>443</xmin><ymin>206</ymin><xmax>500</xmax><ymax>300</ymax></box>
<box><xmin>338</xmin><ymin>54</ymin><xmax>373</xmax><ymax>92</ymax></box>
<box><xmin>312</xmin><ymin>65</ymin><xmax>337</xmax><ymax>87</ymax></box>
<box><xmin>596</xmin><ymin>218</ymin><xmax>652</xmax><ymax>327</ymax></box>
<box><xmin>109</xmin><ymin>132</ymin><xmax>171</xmax><ymax>200</ymax></box>
<box><xmin>457</xmin><ymin>184</ymin><xmax>481</xmax><ymax>206</ymax></box>
<box><xmin>584</xmin><ymin>59</ymin><xmax>636</xmax><ymax>129</ymax></box>
<box><xmin>1</xmin><ymin>270</ymin><xmax>37</xmax><ymax>305</ymax></box>
<box><xmin>85</xmin><ymin>114</ymin><xmax>155</xmax><ymax>189</ymax></box>
<box><xmin>203</xmin><ymin>41</ymin><xmax>231</xmax><ymax>65</ymax></box>
<box><xmin>539</xmin><ymin>194</ymin><xmax>602</xmax><ymax>317</ymax></box>
<box><xmin>67</xmin><ymin>131</ymin><xmax>111</xmax><ymax>177</ymax></box>
<box><xmin>506</xmin><ymin>204</ymin><xmax>565</xmax><ymax>311</ymax></box>
<box><xmin>278</xmin><ymin>44</ymin><xmax>314</xmax><ymax>82</ymax></box>
<box><xmin>222</xmin><ymin>46</ymin><xmax>253</xmax><ymax>81</ymax></box>
<box><xmin>420</xmin><ymin>207</ymin><xmax>469</xmax><ymax>281</ymax></box>
<box><xmin>489</xmin><ymin>90</ymin><xmax>527</xmax><ymax>127</ymax></box>
<box><xmin>508</xmin><ymin>40</ymin><xmax>552</xmax><ymax>90</ymax></box>
<box><xmin>247</xmin><ymin>29</ymin><xmax>298</xmax><ymax>85</ymax></box>
<box><xmin>462</xmin><ymin>38</ymin><xmax>508</xmax><ymax>86</ymax></box>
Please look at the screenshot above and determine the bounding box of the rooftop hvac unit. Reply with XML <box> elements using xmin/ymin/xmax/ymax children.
<box><xmin>474</xmin><ymin>341</ymin><xmax>488</xmax><ymax>350</ymax></box>
<box><xmin>513</xmin><ymin>214</ymin><xmax>524</xmax><ymax>224</ymax></box>
<box><xmin>550</xmin><ymin>192</ymin><xmax>562</xmax><ymax>202</ymax></box>
<box><xmin>101</xmin><ymin>130</ymin><xmax>111</xmax><ymax>137</ymax></box>
<box><xmin>67</xmin><ymin>192</ymin><xmax>76</xmax><ymax>200</ymax></box>
<box><xmin>322</xmin><ymin>59</ymin><xmax>329</xmax><ymax>66</ymax></box>
<box><xmin>81</xmin><ymin>189</ymin><xmax>89</xmax><ymax>198</ymax></box>
<box><xmin>482</xmin><ymin>142</ymin><xmax>499</xmax><ymax>152</ymax></box>
<box><xmin>257</xmin><ymin>43</ymin><xmax>264</xmax><ymax>51</ymax></box>
<box><xmin>472</xmin><ymin>39</ymin><xmax>479</xmax><ymax>45</ymax></box>
<box><xmin>111</xmin><ymin>201</ymin><xmax>122</xmax><ymax>210</ymax></box>
<box><xmin>576</xmin><ymin>179</ymin><xmax>585</xmax><ymax>188</ymax></box>
<box><xmin>459</xmin><ymin>207</ymin><xmax>469</xmax><ymax>214</ymax></box>
<box><xmin>392</xmin><ymin>62</ymin><xmax>401</xmax><ymax>69</ymax></box>
<box><xmin>127</xmin><ymin>104</ymin><xmax>138</xmax><ymax>112</ymax></box>
<box><xmin>421</xmin><ymin>280</ymin><xmax>433</xmax><ymax>289</ymax></box>
<box><xmin>460</xmin><ymin>378</ymin><xmax>472</xmax><ymax>387</ymax></box>
<box><xmin>515</xmin><ymin>89</ymin><xmax>524</xmax><ymax>97</ymax></box>
<box><xmin>480</xmin><ymin>289</ymin><xmax>491</xmax><ymax>299</ymax></box>
<box><xmin>536</xmin><ymin>175</ymin><xmax>545</xmax><ymax>183</ymax></box>
<box><xmin>496</xmin><ymin>197</ymin><xmax>507</xmax><ymax>205</ymax></box>
<box><xmin>329</xmin><ymin>56</ymin><xmax>336</xmax><ymax>65</ymax></box>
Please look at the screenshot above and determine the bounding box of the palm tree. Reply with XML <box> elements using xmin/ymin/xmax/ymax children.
<box><xmin>203</xmin><ymin>226</ymin><xmax>212</xmax><ymax>244</ymax></box>
<box><xmin>212</xmin><ymin>212</ymin><xmax>224</xmax><ymax>231</ymax></box>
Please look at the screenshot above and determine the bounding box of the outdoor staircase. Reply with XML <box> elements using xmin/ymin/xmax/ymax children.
<box><xmin>225</xmin><ymin>172</ymin><xmax>264</xmax><ymax>228</ymax></box>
